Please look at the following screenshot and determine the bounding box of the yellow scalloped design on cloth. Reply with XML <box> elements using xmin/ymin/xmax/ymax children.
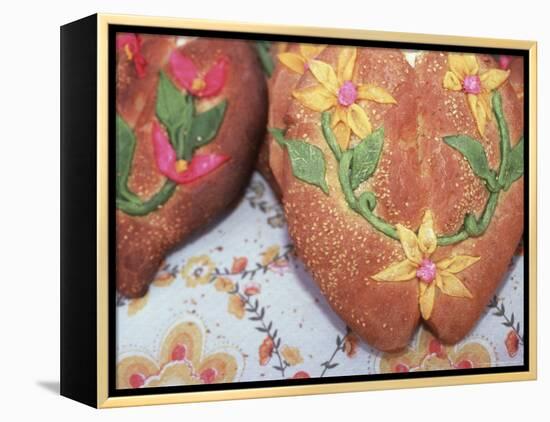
<box><xmin>379</xmin><ymin>328</ymin><xmax>494</xmax><ymax>373</ymax></box>
<box><xmin>116</xmin><ymin>321</ymin><xmax>239</xmax><ymax>389</ymax></box>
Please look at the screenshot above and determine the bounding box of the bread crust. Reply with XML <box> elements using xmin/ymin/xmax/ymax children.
<box><xmin>272</xmin><ymin>48</ymin><xmax>524</xmax><ymax>351</ymax></box>
<box><xmin>116</xmin><ymin>39</ymin><xmax>267</xmax><ymax>298</ymax></box>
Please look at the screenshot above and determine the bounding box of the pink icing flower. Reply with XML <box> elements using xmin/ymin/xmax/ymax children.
<box><xmin>116</xmin><ymin>33</ymin><xmax>147</xmax><ymax>78</ymax></box>
<box><xmin>152</xmin><ymin>121</ymin><xmax>230</xmax><ymax>184</ymax></box>
<box><xmin>169</xmin><ymin>51</ymin><xmax>229</xmax><ymax>98</ymax></box>
<box><xmin>498</xmin><ymin>55</ymin><xmax>513</xmax><ymax>70</ymax></box>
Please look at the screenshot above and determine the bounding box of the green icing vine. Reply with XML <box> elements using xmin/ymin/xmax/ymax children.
<box><xmin>273</xmin><ymin>91</ymin><xmax>524</xmax><ymax>246</ymax></box>
<box><xmin>255</xmin><ymin>41</ymin><xmax>275</xmax><ymax>77</ymax></box>
<box><xmin>116</xmin><ymin>70</ymin><xmax>227</xmax><ymax>216</ymax></box>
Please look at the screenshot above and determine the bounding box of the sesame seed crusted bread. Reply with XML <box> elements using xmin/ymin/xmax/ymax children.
<box><xmin>116</xmin><ymin>38</ymin><xmax>267</xmax><ymax>298</ymax></box>
<box><xmin>269</xmin><ymin>47</ymin><xmax>524</xmax><ymax>351</ymax></box>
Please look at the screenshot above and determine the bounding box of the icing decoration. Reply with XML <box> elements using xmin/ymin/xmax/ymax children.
<box><xmin>169</xmin><ymin>51</ymin><xmax>229</xmax><ymax>98</ymax></box>
<box><xmin>116</xmin><ymin>65</ymin><xmax>229</xmax><ymax>216</ymax></box>
<box><xmin>152</xmin><ymin>121</ymin><xmax>230</xmax><ymax>184</ymax></box>
<box><xmin>372</xmin><ymin>210</ymin><xmax>479</xmax><ymax>320</ymax></box>
<box><xmin>498</xmin><ymin>55</ymin><xmax>513</xmax><ymax>70</ymax></box>
<box><xmin>277</xmin><ymin>44</ymin><xmax>326</xmax><ymax>75</ymax></box>
<box><xmin>116</xmin><ymin>33</ymin><xmax>147</xmax><ymax>78</ymax></box>
<box><xmin>443</xmin><ymin>53</ymin><xmax>510</xmax><ymax>136</ymax></box>
<box><xmin>270</xmin><ymin>128</ymin><xmax>329</xmax><ymax>194</ymax></box>
<box><xmin>338</xmin><ymin>80</ymin><xmax>358</xmax><ymax>106</ymax></box>
<box><xmin>255</xmin><ymin>41</ymin><xmax>275</xmax><ymax>76</ymax></box>
<box><xmin>292</xmin><ymin>47</ymin><xmax>396</xmax><ymax>149</ymax></box>
<box><xmin>416</xmin><ymin>259</ymin><xmax>436</xmax><ymax>283</ymax></box>
<box><xmin>270</xmin><ymin>90</ymin><xmax>523</xmax><ymax>247</ymax></box>
<box><xmin>463</xmin><ymin>75</ymin><xmax>481</xmax><ymax>94</ymax></box>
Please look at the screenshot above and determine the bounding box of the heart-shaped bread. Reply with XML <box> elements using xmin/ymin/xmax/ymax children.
<box><xmin>116</xmin><ymin>36</ymin><xmax>267</xmax><ymax>298</ymax></box>
<box><xmin>269</xmin><ymin>46</ymin><xmax>524</xmax><ymax>351</ymax></box>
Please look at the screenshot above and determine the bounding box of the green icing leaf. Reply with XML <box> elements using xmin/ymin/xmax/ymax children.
<box><xmin>350</xmin><ymin>128</ymin><xmax>384</xmax><ymax>189</ymax></box>
<box><xmin>505</xmin><ymin>136</ymin><xmax>524</xmax><ymax>189</ymax></box>
<box><xmin>116</xmin><ymin>113</ymin><xmax>179</xmax><ymax>216</ymax></box>
<box><xmin>156</xmin><ymin>71</ymin><xmax>193</xmax><ymax>129</ymax></box>
<box><xmin>255</xmin><ymin>41</ymin><xmax>274</xmax><ymax>77</ymax></box>
<box><xmin>116</xmin><ymin>114</ymin><xmax>140</xmax><ymax>205</ymax></box>
<box><xmin>116</xmin><ymin>181</ymin><xmax>177</xmax><ymax>216</ymax></box>
<box><xmin>269</xmin><ymin>127</ymin><xmax>287</xmax><ymax>146</ymax></box>
<box><xmin>279</xmin><ymin>137</ymin><xmax>329</xmax><ymax>195</ymax></box>
<box><xmin>186</xmin><ymin>100</ymin><xmax>227</xmax><ymax>159</ymax></box>
<box><xmin>156</xmin><ymin>71</ymin><xmax>194</xmax><ymax>157</ymax></box>
<box><xmin>443</xmin><ymin>134</ymin><xmax>499</xmax><ymax>191</ymax></box>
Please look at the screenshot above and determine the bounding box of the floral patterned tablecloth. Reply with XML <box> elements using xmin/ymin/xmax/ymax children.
<box><xmin>116</xmin><ymin>172</ymin><xmax>524</xmax><ymax>389</ymax></box>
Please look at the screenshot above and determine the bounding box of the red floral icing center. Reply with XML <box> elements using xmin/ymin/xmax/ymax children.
<box><xmin>337</xmin><ymin>80</ymin><xmax>358</xmax><ymax>106</ymax></box>
<box><xmin>416</xmin><ymin>259</ymin><xmax>436</xmax><ymax>284</ymax></box>
<box><xmin>394</xmin><ymin>363</ymin><xmax>409</xmax><ymax>373</ymax></box>
<box><xmin>199</xmin><ymin>367</ymin><xmax>218</xmax><ymax>384</ymax></box>
<box><xmin>291</xmin><ymin>371</ymin><xmax>311</xmax><ymax>379</ymax></box>
<box><xmin>171</xmin><ymin>344</ymin><xmax>187</xmax><ymax>361</ymax></box>
<box><xmin>455</xmin><ymin>359</ymin><xmax>474</xmax><ymax>369</ymax></box>
<box><xmin>129</xmin><ymin>373</ymin><xmax>145</xmax><ymax>388</ymax></box>
<box><xmin>462</xmin><ymin>75</ymin><xmax>481</xmax><ymax>94</ymax></box>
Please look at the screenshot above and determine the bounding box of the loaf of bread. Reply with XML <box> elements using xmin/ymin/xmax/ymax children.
<box><xmin>269</xmin><ymin>46</ymin><xmax>523</xmax><ymax>351</ymax></box>
<box><xmin>116</xmin><ymin>37</ymin><xmax>267</xmax><ymax>298</ymax></box>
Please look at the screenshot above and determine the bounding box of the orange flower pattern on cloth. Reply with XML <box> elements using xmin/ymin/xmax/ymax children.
<box><xmin>379</xmin><ymin>328</ymin><xmax>494</xmax><ymax>373</ymax></box>
<box><xmin>373</xmin><ymin>210</ymin><xmax>479</xmax><ymax>320</ymax></box>
<box><xmin>443</xmin><ymin>53</ymin><xmax>510</xmax><ymax>137</ymax></box>
<box><xmin>117</xmin><ymin>321</ymin><xmax>239</xmax><ymax>388</ymax></box>
<box><xmin>292</xmin><ymin>47</ymin><xmax>396</xmax><ymax>149</ymax></box>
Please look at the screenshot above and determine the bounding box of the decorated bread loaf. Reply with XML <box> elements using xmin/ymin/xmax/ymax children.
<box><xmin>269</xmin><ymin>46</ymin><xmax>524</xmax><ymax>351</ymax></box>
<box><xmin>116</xmin><ymin>36</ymin><xmax>267</xmax><ymax>298</ymax></box>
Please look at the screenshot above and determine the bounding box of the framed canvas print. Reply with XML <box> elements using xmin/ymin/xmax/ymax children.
<box><xmin>60</xmin><ymin>13</ymin><xmax>537</xmax><ymax>408</ymax></box>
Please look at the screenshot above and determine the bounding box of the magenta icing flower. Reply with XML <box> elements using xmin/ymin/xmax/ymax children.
<box><xmin>169</xmin><ymin>51</ymin><xmax>229</xmax><ymax>98</ymax></box>
<box><xmin>337</xmin><ymin>80</ymin><xmax>358</xmax><ymax>107</ymax></box>
<box><xmin>416</xmin><ymin>259</ymin><xmax>437</xmax><ymax>284</ymax></box>
<box><xmin>462</xmin><ymin>75</ymin><xmax>481</xmax><ymax>94</ymax></box>
<box><xmin>152</xmin><ymin>121</ymin><xmax>230</xmax><ymax>184</ymax></box>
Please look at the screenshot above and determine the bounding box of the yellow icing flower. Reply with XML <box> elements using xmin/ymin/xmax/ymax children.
<box><xmin>292</xmin><ymin>47</ymin><xmax>396</xmax><ymax>149</ymax></box>
<box><xmin>180</xmin><ymin>255</ymin><xmax>215</xmax><ymax>287</ymax></box>
<box><xmin>443</xmin><ymin>54</ymin><xmax>510</xmax><ymax>137</ymax></box>
<box><xmin>277</xmin><ymin>44</ymin><xmax>326</xmax><ymax>75</ymax></box>
<box><xmin>372</xmin><ymin>210</ymin><xmax>479</xmax><ymax>320</ymax></box>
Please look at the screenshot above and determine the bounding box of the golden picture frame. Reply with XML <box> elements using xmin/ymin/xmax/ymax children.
<box><xmin>60</xmin><ymin>13</ymin><xmax>537</xmax><ymax>408</ymax></box>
